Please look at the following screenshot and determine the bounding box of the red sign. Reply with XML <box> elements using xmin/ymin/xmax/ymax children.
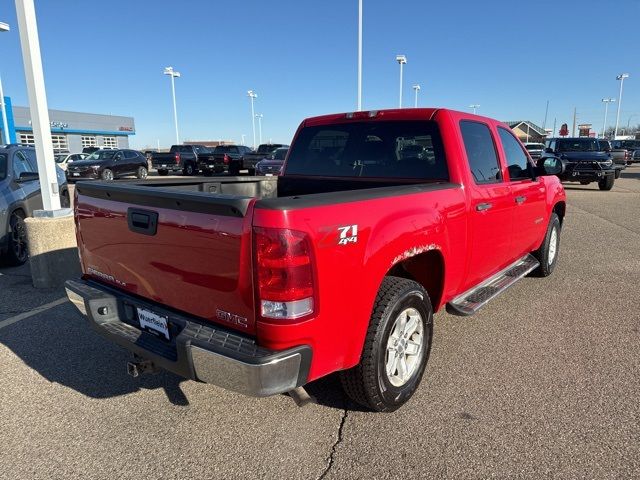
<box><xmin>118</xmin><ymin>126</ymin><xmax>134</xmax><ymax>132</ymax></box>
<box><xmin>559</xmin><ymin>123</ymin><xmax>569</xmax><ymax>136</ymax></box>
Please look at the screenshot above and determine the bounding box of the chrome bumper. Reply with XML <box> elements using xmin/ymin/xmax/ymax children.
<box><xmin>65</xmin><ymin>279</ymin><xmax>311</xmax><ymax>397</ymax></box>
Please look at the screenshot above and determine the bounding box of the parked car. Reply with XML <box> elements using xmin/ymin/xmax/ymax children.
<box><xmin>1</xmin><ymin>145</ymin><xmax>69</xmax><ymax>265</ymax></box>
<box><xmin>523</xmin><ymin>143</ymin><xmax>545</xmax><ymax>160</ymax></box>
<box><xmin>598</xmin><ymin>139</ymin><xmax>627</xmax><ymax>178</ymax></box>
<box><xmin>54</xmin><ymin>152</ymin><xmax>88</xmax><ymax>171</ymax></box>
<box><xmin>543</xmin><ymin>137</ymin><xmax>616</xmax><ymax>190</ymax></box>
<box><xmin>632</xmin><ymin>149</ymin><xmax>640</xmax><ymax>164</ymax></box>
<box><xmin>611</xmin><ymin>140</ymin><xmax>640</xmax><ymax>164</ymax></box>
<box><xmin>66</xmin><ymin>107</ymin><xmax>566</xmax><ymax>412</ymax></box>
<box><xmin>205</xmin><ymin>145</ymin><xmax>254</xmax><ymax>175</ymax></box>
<box><xmin>66</xmin><ymin>149</ymin><xmax>148</xmax><ymax>181</ymax></box>
<box><xmin>255</xmin><ymin>147</ymin><xmax>289</xmax><ymax>175</ymax></box>
<box><xmin>151</xmin><ymin>145</ymin><xmax>216</xmax><ymax>176</ymax></box>
<box><xmin>241</xmin><ymin>143</ymin><xmax>289</xmax><ymax>175</ymax></box>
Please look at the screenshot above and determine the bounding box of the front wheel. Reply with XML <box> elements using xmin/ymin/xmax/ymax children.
<box><xmin>5</xmin><ymin>212</ymin><xmax>28</xmax><ymax>266</ymax></box>
<box><xmin>532</xmin><ymin>212</ymin><xmax>560</xmax><ymax>277</ymax></box>
<box><xmin>136</xmin><ymin>166</ymin><xmax>148</xmax><ymax>179</ymax></box>
<box><xmin>598</xmin><ymin>175</ymin><xmax>614</xmax><ymax>191</ymax></box>
<box><xmin>101</xmin><ymin>168</ymin><xmax>114</xmax><ymax>181</ymax></box>
<box><xmin>340</xmin><ymin>276</ymin><xmax>433</xmax><ymax>412</ymax></box>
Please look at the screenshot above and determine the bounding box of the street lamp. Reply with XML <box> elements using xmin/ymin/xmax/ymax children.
<box><xmin>255</xmin><ymin>114</ymin><xmax>263</xmax><ymax>145</ymax></box>
<box><xmin>241</xmin><ymin>134</ymin><xmax>246</xmax><ymax>145</ymax></box>
<box><xmin>247</xmin><ymin>90</ymin><xmax>257</xmax><ymax>149</ymax></box>
<box><xmin>601</xmin><ymin>98</ymin><xmax>615</xmax><ymax>138</ymax></box>
<box><xmin>396</xmin><ymin>55</ymin><xmax>406</xmax><ymax>108</ymax></box>
<box><xmin>614</xmin><ymin>73</ymin><xmax>629</xmax><ymax>138</ymax></box>
<box><xmin>357</xmin><ymin>0</ymin><xmax>362</xmax><ymax>111</ymax></box>
<box><xmin>163</xmin><ymin>66</ymin><xmax>181</xmax><ymax>145</ymax></box>
<box><xmin>412</xmin><ymin>84</ymin><xmax>421</xmax><ymax>108</ymax></box>
<box><xmin>0</xmin><ymin>21</ymin><xmax>10</xmax><ymax>145</ymax></box>
<box><xmin>469</xmin><ymin>104</ymin><xmax>480</xmax><ymax>114</ymax></box>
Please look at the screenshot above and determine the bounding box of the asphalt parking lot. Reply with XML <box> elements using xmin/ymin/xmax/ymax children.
<box><xmin>1</xmin><ymin>167</ymin><xmax>639</xmax><ymax>479</ymax></box>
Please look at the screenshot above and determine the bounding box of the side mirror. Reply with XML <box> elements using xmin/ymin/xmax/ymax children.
<box><xmin>17</xmin><ymin>171</ymin><xmax>39</xmax><ymax>182</ymax></box>
<box><xmin>536</xmin><ymin>157</ymin><xmax>564</xmax><ymax>176</ymax></box>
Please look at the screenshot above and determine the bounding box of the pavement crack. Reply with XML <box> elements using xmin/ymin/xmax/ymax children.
<box><xmin>317</xmin><ymin>405</ymin><xmax>349</xmax><ymax>480</ymax></box>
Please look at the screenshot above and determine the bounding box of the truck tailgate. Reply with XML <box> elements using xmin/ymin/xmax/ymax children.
<box><xmin>74</xmin><ymin>182</ymin><xmax>257</xmax><ymax>334</ymax></box>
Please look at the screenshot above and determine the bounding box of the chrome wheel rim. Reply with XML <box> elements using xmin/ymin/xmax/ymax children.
<box><xmin>548</xmin><ymin>227</ymin><xmax>558</xmax><ymax>265</ymax></box>
<box><xmin>139</xmin><ymin>168</ymin><xmax>147</xmax><ymax>179</ymax></box>
<box><xmin>385</xmin><ymin>307</ymin><xmax>424</xmax><ymax>387</ymax></box>
<box><xmin>103</xmin><ymin>170</ymin><xmax>113</xmax><ymax>181</ymax></box>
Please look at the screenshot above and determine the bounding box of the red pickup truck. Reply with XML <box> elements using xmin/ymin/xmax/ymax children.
<box><xmin>66</xmin><ymin>108</ymin><xmax>566</xmax><ymax>412</ymax></box>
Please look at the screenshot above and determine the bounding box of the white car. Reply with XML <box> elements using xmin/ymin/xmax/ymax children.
<box><xmin>54</xmin><ymin>153</ymin><xmax>88</xmax><ymax>170</ymax></box>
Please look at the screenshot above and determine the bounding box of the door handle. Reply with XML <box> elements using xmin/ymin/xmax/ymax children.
<box><xmin>127</xmin><ymin>208</ymin><xmax>158</xmax><ymax>236</ymax></box>
<box><xmin>515</xmin><ymin>195</ymin><xmax>526</xmax><ymax>204</ymax></box>
<box><xmin>476</xmin><ymin>202</ymin><xmax>493</xmax><ymax>211</ymax></box>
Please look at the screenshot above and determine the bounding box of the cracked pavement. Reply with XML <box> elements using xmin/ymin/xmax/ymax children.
<box><xmin>1</xmin><ymin>167</ymin><xmax>639</xmax><ymax>479</ymax></box>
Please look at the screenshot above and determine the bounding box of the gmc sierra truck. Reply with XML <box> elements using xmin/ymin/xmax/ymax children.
<box><xmin>66</xmin><ymin>108</ymin><xmax>566</xmax><ymax>412</ymax></box>
<box><xmin>151</xmin><ymin>145</ymin><xmax>215</xmax><ymax>176</ymax></box>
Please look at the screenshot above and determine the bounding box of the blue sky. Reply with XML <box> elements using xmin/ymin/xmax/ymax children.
<box><xmin>0</xmin><ymin>0</ymin><xmax>638</xmax><ymax>148</ymax></box>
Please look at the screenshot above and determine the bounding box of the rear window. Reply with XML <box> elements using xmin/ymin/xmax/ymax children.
<box><xmin>284</xmin><ymin>120</ymin><xmax>448</xmax><ymax>180</ymax></box>
<box><xmin>214</xmin><ymin>146</ymin><xmax>235</xmax><ymax>154</ymax></box>
<box><xmin>0</xmin><ymin>153</ymin><xmax>7</xmax><ymax>180</ymax></box>
<box><xmin>556</xmin><ymin>139</ymin><xmax>599</xmax><ymax>152</ymax></box>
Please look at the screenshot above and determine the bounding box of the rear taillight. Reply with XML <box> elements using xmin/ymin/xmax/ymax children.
<box><xmin>175</xmin><ymin>153</ymin><xmax>181</xmax><ymax>164</ymax></box>
<box><xmin>223</xmin><ymin>154</ymin><xmax>230</xmax><ymax>164</ymax></box>
<box><xmin>254</xmin><ymin>227</ymin><xmax>315</xmax><ymax>321</ymax></box>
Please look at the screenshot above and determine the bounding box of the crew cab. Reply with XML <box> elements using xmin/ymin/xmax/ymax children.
<box><xmin>66</xmin><ymin>108</ymin><xmax>566</xmax><ymax>412</ymax></box>
<box><xmin>151</xmin><ymin>145</ymin><xmax>214</xmax><ymax>176</ymax></box>
<box><xmin>544</xmin><ymin>137</ymin><xmax>616</xmax><ymax>190</ymax></box>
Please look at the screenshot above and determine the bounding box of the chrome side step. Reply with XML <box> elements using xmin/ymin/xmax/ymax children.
<box><xmin>446</xmin><ymin>254</ymin><xmax>540</xmax><ymax>316</ymax></box>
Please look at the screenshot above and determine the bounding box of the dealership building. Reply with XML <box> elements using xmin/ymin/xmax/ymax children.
<box><xmin>0</xmin><ymin>96</ymin><xmax>135</xmax><ymax>152</ymax></box>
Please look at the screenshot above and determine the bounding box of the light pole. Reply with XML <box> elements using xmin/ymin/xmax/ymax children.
<box><xmin>241</xmin><ymin>134</ymin><xmax>246</xmax><ymax>145</ymax></box>
<box><xmin>469</xmin><ymin>104</ymin><xmax>480</xmax><ymax>114</ymax></box>
<box><xmin>396</xmin><ymin>55</ymin><xmax>406</xmax><ymax>108</ymax></box>
<box><xmin>412</xmin><ymin>84</ymin><xmax>421</xmax><ymax>108</ymax></box>
<box><xmin>15</xmin><ymin>0</ymin><xmax>60</xmax><ymax>211</ymax></box>
<box><xmin>357</xmin><ymin>0</ymin><xmax>362</xmax><ymax>111</ymax></box>
<box><xmin>601</xmin><ymin>98</ymin><xmax>615</xmax><ymax>138</ymax></box>
<box><xmin>0</xmin><ymin>22</ymin><xmax>10</xmax><ymax>145</ymax></box>
<box><xmin>614</xmin><ymin>73</ymin><xmax>629</xmax><ymax>138</ymax></box>
<box><xmin>255</xmin><ymin>114</ymin><xmax>263</xmax><ymax>145</ymax></box>
<box><xmin>163</xmin><ymin>66</ymin><xmax>181</xmax><ymax>145</ymax></box>
<box><xmin>247</xmin><ymin>90</ymin><xmax>257</xmax><ymax>149</ymax></box>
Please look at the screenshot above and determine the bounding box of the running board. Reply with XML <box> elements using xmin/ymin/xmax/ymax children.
<box><xmin>446</xmin><ymin>254</ymin><xmax>540</xmax><ymax>316</ymax></box>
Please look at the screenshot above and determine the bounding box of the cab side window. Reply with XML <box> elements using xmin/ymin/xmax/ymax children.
<box><xmin>497</xmin><ymin>127</ymin><xmax>532</xmax><ymax>181</ymax></box>
<box><xmin>13</xmin><ymin>151</ymin><xmax>36</xmax><ymax>177</ymax></box>
<box><xmin>460</xmin><ymin>121</ymin><xmax>502</xmax><ymax>184</ymax></box>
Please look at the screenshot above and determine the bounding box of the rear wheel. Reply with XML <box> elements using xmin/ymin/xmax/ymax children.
<box><xmin>340</xmin><ymin>276</ymin><xmax>433</xmax><ymax>412</ymax></box>
<box><xmin>532</xmin><ymin>212</ymin><xmax>560</xmax><ymax>277</ymax></box>
<box><xmin>157</xmin><ymin>169</ymin><xmax>168</xmax><ymax>176</ymax></box>
<box><xmin>101</xmin><ymin>169</ymin><xmax>114</xmax><ymax>181</ymax></box>
<box><xmin>136</xmin><ymin>166</ymin><xmax>148</xmax><ymax>179</ymax></box>
<box><xmin>229</xmin><ymin>162</ymin><xmax>240</xmax><ymax>175</ymax></box>
<box><xmin>183</xmin><ymin>163</ymin><xmax>196</xmax><ymax>176</ymax></box>
<box><xmin>614</xmin><ymin>169</ymin><xmax>621</xmax><ymax>179</ymax></box>
<box><xmin>5</xmin><ymin>212</ymin><xmax>28</xmax><ymax>266</ymax></box>
<box><xmin>598</xmin><ymin>175</ymin><xmax>614</xmax><ymax>191</ymax></box>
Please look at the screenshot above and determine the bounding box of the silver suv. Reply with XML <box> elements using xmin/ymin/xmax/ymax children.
<box><xmin>0</xmin><ymin>145</ymin><xmax>69</xmax><ymax>265</ymax></box>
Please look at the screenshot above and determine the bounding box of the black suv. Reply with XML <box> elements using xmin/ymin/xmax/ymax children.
<box><xmin>543</xmin><ymin>137</ymin><xmax>616</xmax><ymax>190</ymax></box>
<box><xmin>0</xmin><ymin>145</ymin><xmax>69</xmax><ymax>265</ymax></box>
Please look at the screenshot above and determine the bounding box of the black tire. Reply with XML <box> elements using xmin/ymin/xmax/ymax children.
<box><xmin>101</xmin><ymin>168</ymin><xmax>114</xmax><ymax>181</ymax></box>
<box><xmin>158</xmin><ymin>169</ymin><xmax>168</xmax><ymax>176</ymax></box>
<box><xmin>532</xmin><ymin>212</ymin><xmax>561</xmax><ymax>277</ymax></box>
<box><xmin>614</xmin><ymin>169</ymin><xmax>621</xmax><ymax>179</ymax></box>
<box><xmin>5</xmin><ymin>212</ymin><xmax>28</xmax><ymax>266</ymax></box>
<box><xmin>340</xmin><ymin>276</ymin><xmax>433</xmax><ymax>412</ymax></box>
<box><xmin>229</xmin><ymin>162</ymin><xmax>240</xmax><ymax>176</ymax></box>
<box><xmin>60</xmin><ymin>189</ymin><xmax>70</xmax><ymax>208</ymax></box>
<box><xmin>248</xmin><ymin>168</ymin><xmax>256</xmax><ymax>176</ymax></box>
<box><xmin>182</xmin><ymin>163</ymin><xmax>196</xmax><ymax>176</ymax></box>
<box><xmin>579</xmin><ymin>181</ymin><xmax>590</xmax><ymax>185</ymax></box>
<box><xmin>136</xmin><ymin>166</ymin><xmax>148</xmax><ymax>179</ymax></box>
<box><xmin>598</xmin><ymin>175</ymin><xmax>614</xmax><ymax>191</ymax></box>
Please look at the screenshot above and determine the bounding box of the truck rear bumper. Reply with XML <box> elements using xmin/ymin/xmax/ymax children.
<box><xmin>65</xmin><ymin>279</ymin><xmax>311</xmax><ymax>397</ymax></box>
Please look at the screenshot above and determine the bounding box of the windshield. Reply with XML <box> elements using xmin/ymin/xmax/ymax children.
<box><xmin>85</xmin><ymin>150</ymin><xmax>117</xmax><ymax>161</ymax></box>
<box><xmin>285</xmin><ymin>120</ymin><xmax>448</xmax><ymax>180</ymax></box>
<box><xmin>271</xmin><ymin>148</ymin><xmax>288</xmax><ymax>160</ymax></box>
<box><xmin>556</xmin><ymin>139</ymin><xmax>599</xmax><ymax>152</ymax></box>
<box><xmin>192</xmin><ymin>146</ymin><xmax>210</xmax><ymax>154</ymax></box>
<box><xmin>525</xmin><ymin>144</ymin><xmax>544</xmax><ymax>151</ymax></box>
<box><xmin>257</xmin><ymin>144</ymin><xmax>279</xmax><ymax>155</ymax></box>
<box><xmin>54</xmin><ymin>154</ymin><xmax>67</xmax><ymax>163</ymax></box>
<box><xmin>0</xmin><ymin>153</ymin><xmax>6</xmax><ymax>180</ymax></box>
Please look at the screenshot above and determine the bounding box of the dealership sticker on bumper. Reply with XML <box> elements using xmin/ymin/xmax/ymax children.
<box><xmin>72</xmin><ymin>173</ymin><xmax>80</xmax><ymax>176</ymax></box>
<box><xmin>137</xmin><ymin>308</ymin><xmax>170</xmax><ymax>340</ymax></box>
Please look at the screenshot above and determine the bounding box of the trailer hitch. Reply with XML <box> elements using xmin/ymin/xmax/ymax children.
<box><xmin>127</xmin><ymin>354</ymin><xmax>159</xmax><ymax>377</ymax></box>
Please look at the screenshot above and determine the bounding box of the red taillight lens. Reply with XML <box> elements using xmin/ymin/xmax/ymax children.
<box><xmin>175</xmin><ymin>153</ymin><xmax>180</xmax><ymax>164</ymax></box>
<box><xmin>254</xmin><ymin>227</ymin><xmax>315</xmax><ymax>320</ymax></box>
<box><xmin>223</xmin><ymin>154</ymin><xmax>230</xmax><ymax>164</ymax></box>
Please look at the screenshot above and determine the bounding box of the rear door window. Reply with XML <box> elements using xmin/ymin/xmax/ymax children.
<box><xmin>459</xmin><ymin>121</ymin><xmax>502</xmax><ymax>183</ymax></box>
<box><xmin>14</xmin><ymin>151</ymin><xmax>37</xmax><ymax>177</ymax></box>
<box><xmin>124</xmin><ymin>150</ymin><xmax>137</xmax><ymax>159</ymax></box>
<box><xmin>285</xmin><ymin>120</ymin><xmax>448</xmax><ymax>180</ymax></box>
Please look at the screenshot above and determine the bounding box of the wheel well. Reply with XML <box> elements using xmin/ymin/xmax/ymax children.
<box><xmin>553</xmin><ymin>201</ymin><xmax>566</xmax><ymax>225</ymax></box>
<box><xmin>386</xmin><ymin>250</ymin><xmax>445</xmax><ymax>309</ymax></box>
